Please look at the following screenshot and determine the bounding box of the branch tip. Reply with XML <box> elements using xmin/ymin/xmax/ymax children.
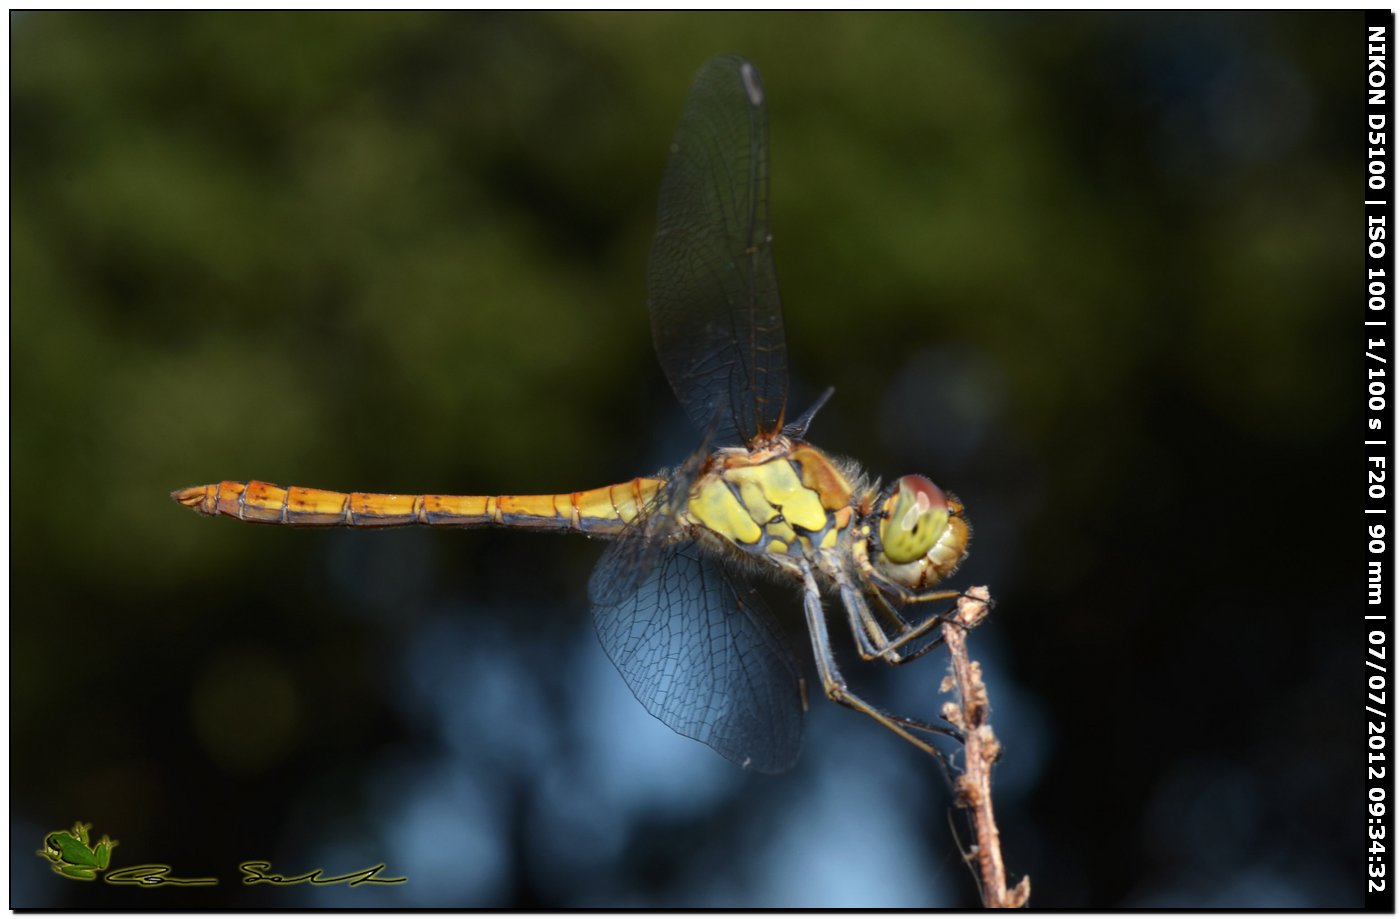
<box><xmin>941</xmin><ymin>585</ymin><xmax>1028</xmax><ymax>908</ymax></box>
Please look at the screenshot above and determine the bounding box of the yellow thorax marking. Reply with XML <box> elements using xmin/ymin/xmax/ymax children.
<box><xmin>690</xmin><ymin>478</ymin><xmax>764</xmax><ymax>544</ymax></box>
<box><xmin>766</xmin><ymin>518</ymin><xmax>798</xmax><ymax>544</ymax></box>
<box><xmin>724</xmin><ymin>460</ymin><xmax>828</xmax><ymax>532</ymax></box>
<box><xmin>686</xmin><ymin>449</ymin><xmax>854</xmax><ymax>551</ymax></box>
<box><xmin>736</xmin><ymin>479</ymin><xmax>778</xmax><ymax>523</ymax></box>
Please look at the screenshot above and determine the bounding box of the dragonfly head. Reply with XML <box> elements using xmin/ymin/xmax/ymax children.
<box><xmin>873</xmin><ymin>475</ymin><xmax>969</xmax><ymax>589</ymax></box>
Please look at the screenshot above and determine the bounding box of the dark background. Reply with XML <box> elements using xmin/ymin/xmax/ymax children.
<box><xmin>12</xmin><ymin>11</ymin><xmax>1365</xmax><ymax>907</ymax></box>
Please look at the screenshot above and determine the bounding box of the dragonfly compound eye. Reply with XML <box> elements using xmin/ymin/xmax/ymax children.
<box><xmin>879</xmin><ymin>475</ymin><xmax>949</xmax><ymax>565</ymax></box>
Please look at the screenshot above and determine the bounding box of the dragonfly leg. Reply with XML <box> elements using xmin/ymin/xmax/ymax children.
<box><xmin>872</xmin><ymin>587</ymin><xmax>984</xmax><ymax>664</ymax></box>
<box><xmin>832</xmin><ymin>574</ymin><xmax>892</xmax><ymax>661</ymax></box>
<box><xmin>835</xmin><ymin>566</ymin><xmax>957</xmax><ymax>666</ymax></box>
<box><xmin>800</xmin><ymin>562</ymin><xmax>958</xmax><ymax>759</ymax></box>
<box><xmin>869</xmin><ymin>590</ymin><xmax>956</xmax><ymax>664</ymax></box>
<box><xmin>888</xmin><ymin>710</ymin><xmax>964</xmax><ymax>745</ymax></box>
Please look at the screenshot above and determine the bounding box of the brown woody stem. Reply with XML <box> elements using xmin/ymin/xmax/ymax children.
<box><xmin>942</xmin><ymin>586</ymin><xmax>1030</xmax><ymax>909</ymax></box>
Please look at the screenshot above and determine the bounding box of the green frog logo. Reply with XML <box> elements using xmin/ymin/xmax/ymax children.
<box><xmin>37</xmin><ymin>822</ymin><xmax>117</xmax><ymax>880</ymax></box>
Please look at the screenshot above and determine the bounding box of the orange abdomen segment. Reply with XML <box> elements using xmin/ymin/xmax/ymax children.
<box><xmin>171</xmin><ymin>478</ymin><xmax>663</xmax><ymax>535</ymax></box>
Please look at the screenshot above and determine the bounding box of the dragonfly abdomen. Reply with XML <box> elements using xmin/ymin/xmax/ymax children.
<box><xmin>171</xmin><ymin>479</ymin><xmax>664</xmax><ymax>535</ymax></box>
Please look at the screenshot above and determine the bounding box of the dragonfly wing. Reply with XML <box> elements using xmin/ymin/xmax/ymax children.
<box><xmin>589</xmin><ymin>538</ymin><xmax>804</xmax><ymax>773</ymax></box>
<box><xmin>648</xmin><ymin>55</ymin><xmax>789</xmax><ymax>447</ymax></box>
<box><xmin>587</xmin><ymin>422</ymin><xmax>717</xmax><ymax>609</ymax></box>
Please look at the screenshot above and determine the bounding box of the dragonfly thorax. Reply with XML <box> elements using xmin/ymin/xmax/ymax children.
<box><xmin>682</xmin><ymin>440</ymin><xmax>856</xmax><ymax>564</ymax></box>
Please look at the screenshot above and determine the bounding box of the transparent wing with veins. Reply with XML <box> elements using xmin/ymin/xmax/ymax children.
<box><xmin>647</xmin><ymin>54</ymin><xmax>789</xmax><ymax>447</ymax></box>
<box><xmin>589</xmin><ymin>538</ymin><xmax>804</xmax><ymax>773</ymax></box>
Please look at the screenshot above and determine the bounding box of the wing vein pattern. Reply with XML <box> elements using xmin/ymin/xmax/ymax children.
<box><xmin>589</xmin><ymin>538</ymin><xmax>803</xmax><ymax>773</ymax></box>
<box><xmin>647</xmin><ymin>55</ymin><xmax>788</xmax><ymax>446</ymax></box>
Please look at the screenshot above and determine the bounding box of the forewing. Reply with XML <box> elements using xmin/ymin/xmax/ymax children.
<box><xmin>648</xmin><ymin>55</ymin><xmax>789</xmax><ymax>447</ymax></box>
<box><xmin>589</xmin><ymin>539</ymin><xmax>804</xmax><ymax>773</ymax></box>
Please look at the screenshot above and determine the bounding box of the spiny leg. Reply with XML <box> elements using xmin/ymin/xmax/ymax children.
<box><xmin>834</xmin><ymin>567</ymin><xmax>956</xmax><ymax>666</ymax></box>
<box><xmin>850</xmin><ymin>534</ymin><xmax>964</xmax><ymax>631</ymax></box>
<box><xmin>799</xmin><ymin>562</ymin><xmax>959</xmax><ymax>758</ymax></box>
<box><xmin>831</xmin><ymin>572</ymin><xmax>962</xmax><ymax>740</ymax></box>
<box><xmin>874</xmin><ymin>586</ymin><xmax>988</xmax><ymax>665</ymax></box>
<box><xmin>833</xmin><ymin>574</ymin><xmax>894</xmax><ymax>661</ymax></box>
<box><xmin>841</xmin><ymin>576</ymin><xmax>943</xmax><ymax>663</ymax></box>
<box><xmin>868</xmin><ymin>590</ymin><xmax>955</xmax><ymax>665</ymax></box>
<box><xmin>830</xmin><ymin>561</ymin><xmax>939</xmax><ymax>662</ymax></box>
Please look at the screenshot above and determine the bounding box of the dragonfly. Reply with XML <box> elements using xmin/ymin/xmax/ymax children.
<box><xmin>174</xmin><ymin>55</ymin><xmax>972</xmax><ymax>774</ymax></box>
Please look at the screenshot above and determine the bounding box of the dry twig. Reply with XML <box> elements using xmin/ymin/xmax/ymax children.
<box><xmin>940</xmin><ymin>586</ymin><xmax>1031</xmax><ymax>909</ymax></box>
